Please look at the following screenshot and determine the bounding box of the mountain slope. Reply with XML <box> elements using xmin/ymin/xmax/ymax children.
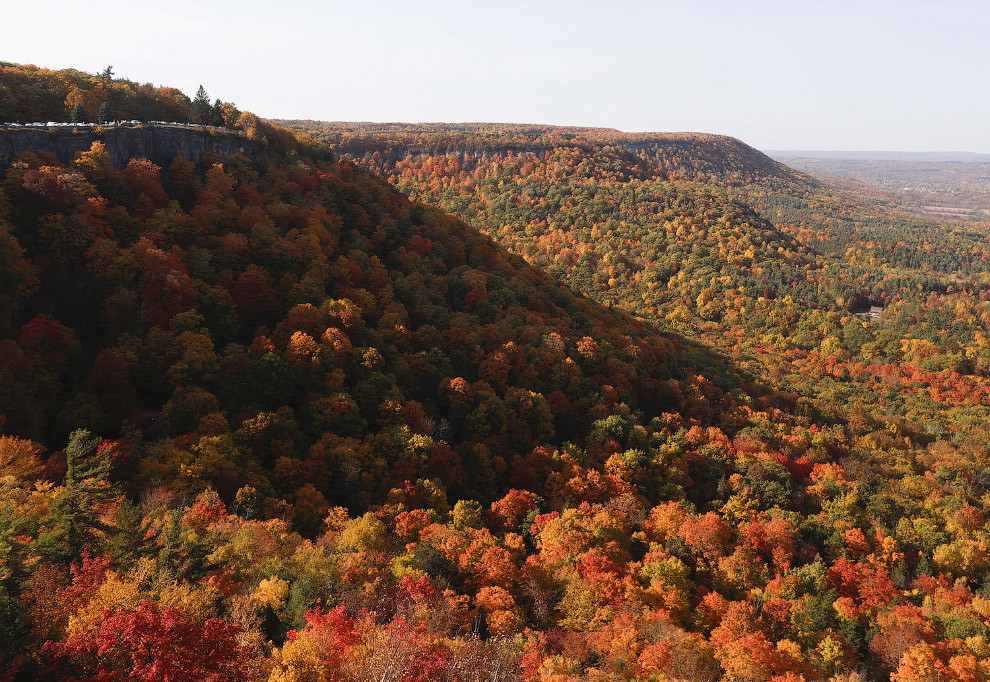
<box><xmin>288</xmin><ymin>121</ymin><xmax>990</xmax><ymax>437</ymax></box>
<box><xmin>2</xmin><ymin>66</ymin><xmax>990</xmax><ymax>682</ymax></box>
<box><xmin>285</xmin><ymin>122</ymin><xmax>820</xmax><ymax>325</ymax></box>
<box><xmin>2</xmin><ymin>140</ymin><xmax>755</xmax><ymax>510</ymax></box>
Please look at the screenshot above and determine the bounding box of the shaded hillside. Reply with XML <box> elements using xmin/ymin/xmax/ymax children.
<box><xmin>289</xmin><ymin>120</ymin><xmax>990</xmax><ymax>458</ymax></box>
<box><xmin>284</xmin><ymin>122</ymin><xmax>820</xmax><ymax>315</ymax></box>
<box><xmin>288</xmin><ymin>121</ymin><xmax>893</xmax><ymax>346</ymax></box>
<box><xmin>0</xmin><ymin>129</ymin><xmax>771</xmax><ymax>515</ymax></box>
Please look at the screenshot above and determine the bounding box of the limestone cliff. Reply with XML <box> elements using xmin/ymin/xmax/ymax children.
<box><xmin>0</xmin><ymin>125</ymin><xmax>270</xmax><ymax>176</ymax></box>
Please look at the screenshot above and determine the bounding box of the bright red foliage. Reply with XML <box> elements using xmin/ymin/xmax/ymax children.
<box><xmin>43</xmin><ymin>600</ymin><xmax>258</xmax><ymax>682</ymax></box>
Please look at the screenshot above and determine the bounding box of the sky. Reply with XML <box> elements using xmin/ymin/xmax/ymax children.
<box><xmin>4</xmin><ymin>0</ymin><xmax>989</xmax><ymax>151</ymax></box>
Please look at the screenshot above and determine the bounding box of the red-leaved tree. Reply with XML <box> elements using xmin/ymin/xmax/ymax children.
<box><xmin>43</xmin><ymin>600</ymin><xmax>259</xmax><ymax>681</ymax></box>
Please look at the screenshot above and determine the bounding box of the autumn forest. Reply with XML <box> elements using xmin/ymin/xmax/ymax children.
<box><xmin>2</xmin><ymin>62</ymin><xmax>990</xmax><ymax>682</ymax></box>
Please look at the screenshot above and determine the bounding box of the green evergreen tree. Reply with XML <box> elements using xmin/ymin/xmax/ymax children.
<box><xmin>64</xmin><ymin>429</ymin><xmax>111</xmax><ymax>485</ymax></box>
<box><xmin>100</xmin><ymin>65</ymin><xmax>114</xmax><ymax>82</ymax></box>
<box><xmin>0</xmin><ymin>506</ymin><xmax>34</xmax><ymax>661</ymax></box>
<box><xmin>70</xmin><ymin>103</ymin><xmax>89</xmax><ymax>124</ymax></box>
<box><xmin>97</xmin><ymin>101</ymin><xmax>112</xmax><ymax>124</ymax></box>
<box><xmin>157</xmin><ymin>508</ymin><xmax>183</xmax><ymax>578</ymax></box>
<box><xmin>107</xmin><ymin>499</ymin><xmax>144</xmax><ymax>571</ymax></box>
<box><xmin>189</xmin><ymin>85</ymin><xmax>212</xmax><ymax>125</ymax></box>
<box><xmin>35</xmin><ymin>430</ymin><xmax>115</xmax><ymax>563</ymax></box>
<box><xmin>156</xmin><ymin>506</ymin><xmax>213</xmax><ymax>581</ymax></box>
<box><xmin>210</xmin><ymin>98</ymin><xmax>225</xmax><ymax>127</ymax></box>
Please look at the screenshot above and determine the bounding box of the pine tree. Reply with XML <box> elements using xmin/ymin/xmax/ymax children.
<box><xmin>157</xmin><ymin>508</ymin><xmax>183</xmax><ymax>578</ymax></box>
<box><xmin>156</xmin><ymin>507</ymin><xmax>213</xmax><ymax>581</ymax></box>
<box><xmin>189</xmin><ymin>85</ymin><xmax>212</xmax><ymax>125</ymax></box>
<box><xmin>65</xmin><ymin>429</ymin><xmax>111</xmax><ymax>485</ymax></box>
<box><xmin>107</xmin><ymin>499</ymin><xmax>144</xmax><ymax>571</ymax></box>
<box><xmin>210</xmin><ymin>98</ymin><xmax>225</xmax><ymax>127</ymax></box>
<box><xmin>70</xmin><ymin>103</ymin><xmax>89</xmax><ymax>124</ymax></box>
<box><xmin>0</xmin><ymin>506</ymin><xmax>33</xmax><ymax>660</ymax></box>
<box><xmin>98</xmin><ymin>101</ymin><xmax>112</xmax><ymax>124</ymax></box>
<box><xmin>35</xmin><ymin>430</ymin><xmax>115</xmax><ymax>562</ymax></box>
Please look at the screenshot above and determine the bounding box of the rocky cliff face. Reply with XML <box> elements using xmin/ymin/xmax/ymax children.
<box><xmin>0</xmin><ymin>125</ymin><xmax>270</xmax><ymax>176</ymax></box>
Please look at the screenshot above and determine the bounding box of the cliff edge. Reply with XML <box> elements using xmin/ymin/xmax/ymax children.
<box><xmin>0</xmin><ymin>125</ymin><xmax>270</xmax><ymax>176</ymax></box>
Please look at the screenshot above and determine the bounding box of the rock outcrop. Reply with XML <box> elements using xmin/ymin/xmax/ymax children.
<box><xmin>0</xmin><ymin>125</ymin><xmax>270</xmax><ymax>176</ymax></box>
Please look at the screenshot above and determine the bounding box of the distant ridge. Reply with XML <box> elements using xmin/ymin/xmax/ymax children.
<box><xmin>767</xmin><ymin>150</ymin><xmax>990</xmax><ymax>163</ymax></box>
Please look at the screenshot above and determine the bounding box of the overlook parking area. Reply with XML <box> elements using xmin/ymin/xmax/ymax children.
<box><xmin>0</xmin><ymin>121</ymin><xmax>228</xmax><ymax>131</ymax></box>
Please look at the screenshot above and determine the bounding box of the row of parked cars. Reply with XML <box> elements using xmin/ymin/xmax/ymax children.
<box><xmin>0</xmin><ymin>121</ymin><xmax>226</xmax><ymax>129</ymax></box>
<box><xmin>1</xmin><ymin>121</ymin><xmax>140</xmax><ymax>128</ymax></box>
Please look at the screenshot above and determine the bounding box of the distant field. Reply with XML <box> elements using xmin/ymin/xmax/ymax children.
<box><xmin>766</xmin><ymin>149</ymin><xmax>990</xmax><ymax>163</ymax></box>
<box><xmin>769</xmin><ymin>152</ymin><xmax>990</xmax><ymax>222</ymax></box>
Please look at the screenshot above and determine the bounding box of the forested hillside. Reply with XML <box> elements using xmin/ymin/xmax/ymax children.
<box><xmin>289</xmin><ymin>121</ymin><xmax>990</xmax><ymax>455</ymax></box>
<box><xmin>0</xmin><ymin>62</ymin><xmax>235</xmax><ymax>126</ymax></box>
<box><xmin>2</xmin><ymin>67</ymin><xmax>990</xmax><ymax>682</ymax></box>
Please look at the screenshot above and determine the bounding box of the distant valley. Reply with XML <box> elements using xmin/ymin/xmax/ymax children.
<box><xmin>770</xmin><ymin>150</ymin><xmax>990</xmax><ymax>222</ymax></box>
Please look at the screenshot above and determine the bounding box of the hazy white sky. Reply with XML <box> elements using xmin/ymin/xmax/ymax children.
<box><xmin>5</xmin><ymin>0</ymin><xmax>988</xmax><ymax>151</ymax></box>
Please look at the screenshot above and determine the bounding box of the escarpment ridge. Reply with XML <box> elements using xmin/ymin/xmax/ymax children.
<box><xmin>0</xmin><ymin>123</ymin><xmax>270</xmax><ymax>176</ymax></box>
